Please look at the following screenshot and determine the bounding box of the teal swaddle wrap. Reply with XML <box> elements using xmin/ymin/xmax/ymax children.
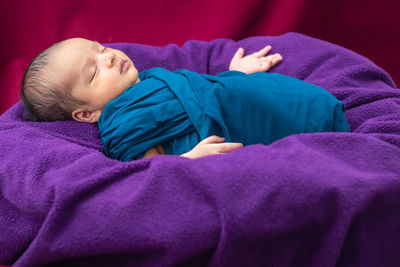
<box><xmin>98</xmin><ymin>68</ymin><xmax>350</xmax><ymax>161</ymax></box>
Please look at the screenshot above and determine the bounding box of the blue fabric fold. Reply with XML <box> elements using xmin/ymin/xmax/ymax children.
<box><xmin>98</xmin><ymin>67</ymin><xmax>349</xmax><ymax>161</ymax></box>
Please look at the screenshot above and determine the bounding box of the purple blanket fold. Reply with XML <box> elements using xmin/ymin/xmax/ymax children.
<box><xmin>1</xmin><ymin>32</ymin><xmax>400</xmax><ymax>266</ymax></box>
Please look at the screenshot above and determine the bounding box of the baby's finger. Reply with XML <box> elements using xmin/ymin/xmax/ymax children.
<box><xmin>270</xmin><ymin>53</ymin><xmax>283</xmax><ymax>65</ymax></box>
<box><xmin>216</xmin><ymin>142</ymin><xmax>243</xmax><ymax>153</ymax></box>
<box><xmin>260</xmin><ymin>54</ymin><xmax>283</xmax><ymax>70</ymax></box>
<box><xmin>232</xmin><ymin>47</ymin><xmax>245</xmax><ymax>60</ymax></box>
<box><xmin>202</xmin><ymin>135</ymin><xmax>226</xmax><ymax>144</ymax></box>
<box><xmin>252</xmin><ymin>45</ymin><xmax>272</xmax><ymax>58</ymax></box>
<box><xmin>261</xmin><ymin>53</ymin><xmax>282</xmax><ymax>61</ymax></box>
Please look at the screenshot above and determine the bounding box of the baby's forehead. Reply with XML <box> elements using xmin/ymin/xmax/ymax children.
<box><xmin>51</xmin><ymin>39</ymin><xmax>92</xmax><ymax>64</ymax></box>
<box><xmin>54</xmin><ymin>38</ymin><xmax>93</xmax><ymax>55</ymax></box>
<box><xmin>48</xmin><ymin>48</ymin><xmax>81</xmax><ymax>84</ymax></box>
<box><xmin>49</xmin><ymin>38</ymin><xmax>100</xmax><ymax>82</ymax></box>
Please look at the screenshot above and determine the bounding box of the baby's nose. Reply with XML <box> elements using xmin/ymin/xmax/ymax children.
<box><xmin>105</xmin><ymin>52</ymin><xmax>116</xmax><ymax>67</ymax></box>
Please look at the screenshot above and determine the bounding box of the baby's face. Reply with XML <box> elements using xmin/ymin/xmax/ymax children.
<box><xmin>51</xmin><ymin>38</ymin><xmax>139</xmax><ymax>121</ymax></box>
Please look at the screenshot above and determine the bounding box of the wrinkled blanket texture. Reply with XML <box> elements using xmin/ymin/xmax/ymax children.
<box><xmin>1</xmin><ymin>33</ymin><xmax>400</xmax><ymax>266</ymax></box>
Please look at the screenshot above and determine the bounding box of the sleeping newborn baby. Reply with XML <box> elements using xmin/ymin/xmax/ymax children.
<box><xmin>21</xmin><ymin>38</ymin><xmax>350</xmax><ymax>160</ymax></box>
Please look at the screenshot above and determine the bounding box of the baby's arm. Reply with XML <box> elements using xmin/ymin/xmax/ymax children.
<box><xmin>143</xmin><ymin>136</ymin><xmax>243</xmax><ymax>159</ymax></box>
<box><xmin>229</xmin><ymin>46</ymin><xmax>283</xmax><ymax>74</ymax></box>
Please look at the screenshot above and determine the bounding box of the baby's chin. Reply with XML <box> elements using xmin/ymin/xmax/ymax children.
<box><xmin>130</xmin><ymin>78</ymin><xmax>140</xmax><ymax>86</ymax></box>
<box><xmin>128</xmin><ymin>70</ymin><xmax>140</xmax><ymax>86</ymax></box>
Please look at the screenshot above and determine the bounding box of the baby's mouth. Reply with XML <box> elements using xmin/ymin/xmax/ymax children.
<box><xmin>120</xmin><ymin>60</ymin><xmax>128</xmax><ymax>74</ymax></box>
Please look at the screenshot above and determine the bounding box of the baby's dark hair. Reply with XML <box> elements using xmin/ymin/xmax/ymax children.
<box><xmin>20</xmin><ymin>42</ymin><xmax>85</xmax><ymax>121</ymax></box>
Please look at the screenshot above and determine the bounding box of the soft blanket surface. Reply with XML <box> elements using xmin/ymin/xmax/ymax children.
<box><xmin>1</xmin><ymin>33</ymin><xmax>400</xmax><ymax>266</ymax></box>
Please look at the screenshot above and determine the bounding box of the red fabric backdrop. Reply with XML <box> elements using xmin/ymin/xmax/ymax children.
<box><xmin>1</xmin><ymin>0</ymin><xmax>399</xmax><ymax>115</ymax></box>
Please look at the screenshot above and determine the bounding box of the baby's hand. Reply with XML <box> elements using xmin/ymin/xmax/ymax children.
<box><xmin>229</xmin><ymin>45</ymin><xmax>283</xmax><ymax>74</ymax></box>
<box><xmin>181</xmin><ymin>135</ymin><xmax>243</xmax><ymax>159</ymax></box>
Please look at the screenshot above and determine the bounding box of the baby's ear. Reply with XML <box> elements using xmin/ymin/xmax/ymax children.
<box><xmin>72</xmin><ymin>108</ymin><xmax>101</xmax><ymax>123</ymax></box>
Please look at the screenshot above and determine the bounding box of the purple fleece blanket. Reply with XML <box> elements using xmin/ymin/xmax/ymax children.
<box><xmin>1</xmin><ymin>32</ymin><xmax>400</xmax><ymax>266</ymax></box>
